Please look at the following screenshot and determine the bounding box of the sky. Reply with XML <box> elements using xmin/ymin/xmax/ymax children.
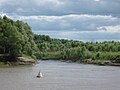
<box><xmin>0</xmin><ymin>0</ymin><xmax>120</xmax><ymax>41</ymax></box>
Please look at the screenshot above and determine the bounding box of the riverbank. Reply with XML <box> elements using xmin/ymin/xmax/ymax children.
<box><xmin>16</xmin><ymin>57</ymin><xmax>37</xmax><ymax>65</ymax></box>
<box><xmin>68</xmin><ymin>59</ymin><xmax>120</xmax><ymax>66</ymax></box>
<box><xmin>0</xmin><ymin>57</ymin><xmax>37</xmax><ymax>67</ymax></box>
<box><xmin>41</xmin><ymin>58</ymin><xmax>120</xmax><ymax>66</ymax></box>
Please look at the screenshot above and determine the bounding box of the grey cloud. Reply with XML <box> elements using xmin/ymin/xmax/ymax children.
<box><xmin>20</xmin><ymin>15</ymin><xmax>120</xmax><ymax>31</ymax></box>
<box><xmin>24</xmin><ymin>14</ymin><xmax>120</xmax><ymax>41</ymax></box>
<box><xmin>0</xmin><ymin>0</ymin><xmax>120</xmax><ymax>41</ymax></box>
<box><xmin>34</xmin><ymin>30</ymin><xmax>120</xmax><ymax>42</ymax></box>
<box><xmin>0</xmin><ymin>0</ymin><xmax>65</xmax><ymax>16</ymax></box>
<box><xmin>0</xmin><ymin>0</ymin><xmax>120</xmax><ymax>17</ymax></box>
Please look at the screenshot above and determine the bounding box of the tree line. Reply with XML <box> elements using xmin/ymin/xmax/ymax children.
<box><xmin>0</xmin><ymin>16</ymin><xmax>120</xmax><ymax>63</ymax></box>
<box><xmin>34</xmin><ymin>34</ymin><xmax>120</xmax><ymax>63</ymax></box>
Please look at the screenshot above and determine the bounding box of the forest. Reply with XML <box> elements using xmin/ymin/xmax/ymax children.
<box><xmin>0</xmin><ymin>16</ymin><xmax>37</xmax><ymax>62</ymax></box>
<box><xmin>0</xmin><ymin>16</ymin><xmax>120</xmax><ymax>65</ymax></box>
<box><xmin>34</xmin><ymin>34</ymin><xmax>120</xmax><ymax>65</ymax></box>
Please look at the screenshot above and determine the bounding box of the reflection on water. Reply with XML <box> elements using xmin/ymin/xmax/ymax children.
<box><xmin>0</xmin><ymin>60</ymin><xmax>120</xmax><ymax>90</ymax></box>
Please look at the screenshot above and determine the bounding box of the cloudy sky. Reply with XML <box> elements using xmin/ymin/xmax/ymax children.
<box><xmin>0</xmin><ymin>0</ymin><xmax>120</xmax><ymax>41</ymax></box>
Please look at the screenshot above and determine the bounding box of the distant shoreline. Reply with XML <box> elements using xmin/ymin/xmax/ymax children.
<box><xmin>40</xmin><ymin>59</ymin><xmax>120</xmax><ymax>66</ymax></box>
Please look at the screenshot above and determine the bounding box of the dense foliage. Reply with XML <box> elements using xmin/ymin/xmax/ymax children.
<box><xmin>34</xmin><ymin>34</ymin><xmax>120</xmax><ymax>63</ymax></box>
<box><xmin>0</xmin><ymin>16</ymin><xmax>120</xmax><ymax>64</ymax></box>
<box><xmin>0</xmin><ymin>16</ymin><xmax>37</xmax><ymax>62</ymax></box>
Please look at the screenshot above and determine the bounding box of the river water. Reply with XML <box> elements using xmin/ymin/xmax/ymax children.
<box><xmin>0</xmin><ymin>60</ymin><xmax>120</xmax><ymax>90</ymax></box>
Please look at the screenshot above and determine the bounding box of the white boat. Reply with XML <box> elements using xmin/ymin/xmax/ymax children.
<box><xmin>36</xmin><ymin>71</ymin><xmax>43</xmax><ymax>78</ymax></box>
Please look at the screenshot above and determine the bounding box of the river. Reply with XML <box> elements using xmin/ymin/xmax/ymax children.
<box><xmin>0</xmin><ymin>60</ymin><xmax>120</xmax><ymax>90</ymax></box>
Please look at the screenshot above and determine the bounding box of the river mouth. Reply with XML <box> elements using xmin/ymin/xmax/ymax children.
<box><xmin>0</xmin><ymin>60</ymin><xmax>120</xmax><ymax>90</ymax></box>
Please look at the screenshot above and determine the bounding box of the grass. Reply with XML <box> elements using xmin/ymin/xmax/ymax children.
<box><xmin>21</xmin><ymin>54</ymin><xmax>35</xmax><ymax>59</ymax></box>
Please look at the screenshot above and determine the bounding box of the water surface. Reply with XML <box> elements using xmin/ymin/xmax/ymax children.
<box><xmin>0</xmin><ymin>60</ymin><xmax>120</xmax><ymax>90</ymax></box>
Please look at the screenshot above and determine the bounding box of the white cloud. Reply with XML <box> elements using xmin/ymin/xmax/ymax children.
<box><xmin>12</xmin><ymin>14</ymin><xmax>120</xmax><ymax>31</ymax></box>
<box><xmin>34</xmin><ymin>30</ymin><xmax>120</xmax><ymax>41</ymax></box>
<box><xmin>0</xmin><ymin>11</ymin><xmax>10</xmax><ymax>17</ymax></box>
<box><xmin>0</xmin><ymin>0</ymin><xmax>8</xmax><ymax>4</ymax></box>
<box><xmin>33</xmin><ymin>0</ymin><xmax>63</xmax><ymax>5</ymax></box>
<box><xmin>16</xmin><ymin>14</ymin><xmax>118</xmax><ymax>22</ymax></box>
<box><xmin>94</xmin><ymin>0</ymin><xmax>100</xmax><ymax>2</ymax></box>
<box><xmin>97</xmin><ymin>25</ymin><xmax>120</xmax><ymax>32</ymax></box>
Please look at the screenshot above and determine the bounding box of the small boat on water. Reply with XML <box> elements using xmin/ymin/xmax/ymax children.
<box><xmin>36</xmin><ymin>71</ymin><xmax>43</xmax><ymax>78</ymax></box>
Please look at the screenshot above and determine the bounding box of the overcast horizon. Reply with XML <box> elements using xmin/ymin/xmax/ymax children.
<box><xmin>0</xmin><ymin>0</ymin><xmax>120</xmax><ymax>41</ymax></box>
